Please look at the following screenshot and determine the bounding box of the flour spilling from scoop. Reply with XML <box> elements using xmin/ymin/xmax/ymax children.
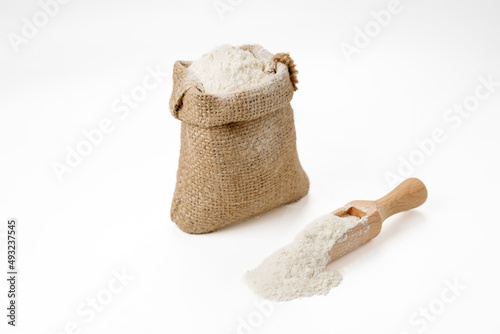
<box><xmin>245</xmin><ymin>214</ymin><xmax>363</xmax><ymax>302</ymax></box>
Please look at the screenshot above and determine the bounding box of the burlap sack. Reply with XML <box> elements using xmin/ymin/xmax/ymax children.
<box><xmin>169</xmin><ymin>45</ymin><xmax>309</xmax><ymax>234</ymax></box>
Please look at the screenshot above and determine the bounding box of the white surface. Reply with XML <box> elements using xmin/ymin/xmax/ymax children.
<box><xmin>1</xmin><ymin>0</ymin><xmax>499</xmax><ymax>333</ymax></box>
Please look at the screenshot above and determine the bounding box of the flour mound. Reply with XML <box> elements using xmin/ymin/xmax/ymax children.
<box><xmin>188</xmin><ymin>45</ymin><xmax>271</xmax><ymax>94</ymax></box>
<box><xmin>245</xmin><ymin>214</ymin><xmax>360</xmax><ymax>302</ymax></box>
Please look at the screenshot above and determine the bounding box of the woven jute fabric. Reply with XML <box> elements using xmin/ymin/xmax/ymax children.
<box><xmin>169</xmin><ymin>45</ymin><xmax>309</xmax><ymax>234</ymax></box>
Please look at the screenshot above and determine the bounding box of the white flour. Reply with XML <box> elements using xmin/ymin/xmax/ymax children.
<box><xmin>245</xmin><ymin>214</ymin><xmax>360</xmax><ymax>302</ymax></box>
<box><xmin>188</xmin><ymin>45</ymin><xmax>271</xmax><ymax>94</ymax></box>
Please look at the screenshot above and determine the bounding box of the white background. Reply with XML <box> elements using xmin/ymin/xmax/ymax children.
<box><xmin>1</xmin><ymin>0</ymin><xmax>500</xmax><ymax>333</ymax></box>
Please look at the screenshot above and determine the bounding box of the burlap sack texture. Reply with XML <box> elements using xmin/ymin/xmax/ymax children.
<box><xmin>169</xmin><ymin>45</ymin><xmax>309</xmax><ymax>234</ymax></box>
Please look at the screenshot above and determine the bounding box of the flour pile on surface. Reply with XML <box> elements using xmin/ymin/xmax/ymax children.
<box><xmin>245</xmin><ymin>214</ymin><xmax>360</xmax><ymax>302</ymax></box>
<box><xmin>188</xmin><ymin>45</ymin><xmax>272</xmax><ymax>94</ymax></box>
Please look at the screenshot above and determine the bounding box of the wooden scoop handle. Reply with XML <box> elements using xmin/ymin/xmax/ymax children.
<box><xmin>375</xmin><ymin>178</ymin><xmax>428</xmax><ymax>222</ymax></box>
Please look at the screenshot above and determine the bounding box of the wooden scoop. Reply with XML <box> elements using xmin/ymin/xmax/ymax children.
<box><xmin>329</xmin><ymin>178</ymin><xmax>427</xmax><ymax>263</ymax></box>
